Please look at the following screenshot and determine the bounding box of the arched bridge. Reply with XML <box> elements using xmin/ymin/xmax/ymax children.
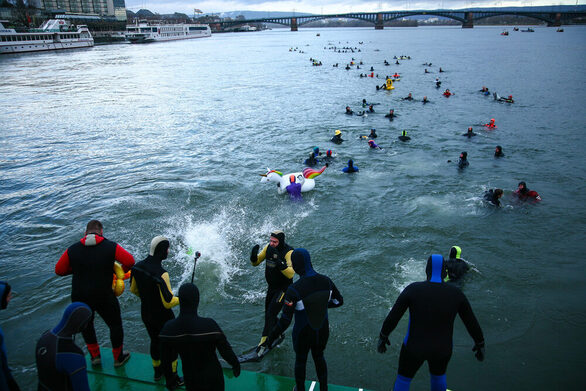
<box><xmin>217</xmin><ymin>8</ymin><xmax>585</xmax><ymax>30</ymax></box>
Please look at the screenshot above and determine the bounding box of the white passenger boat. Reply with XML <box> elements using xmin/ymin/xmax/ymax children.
<box><xmin>0</xmin><ymin>19</ymin><xmax>93</xmax><ymax>54</ymax></box>
<box><xmin>125</xmin><ymin>21</ymin><xmax>211</xmax><ymax>43</ymax></box>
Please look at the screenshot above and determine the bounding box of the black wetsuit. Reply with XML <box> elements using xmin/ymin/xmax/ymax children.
<box><xmin>484</xmin><ymin>190</ymin><xmax>501</xmax><ymax>207</ymax></box>
<box><xmin>463</xmin><ymin>131</ymin><xmax>477</xmax><ymax>138</ymax></box>
<box><xmin>458</xmin><ymin>157</ymin><xmax>469</xmax><ymax>169</ymax></box>
<box><xmin>130</xmin><ymin>237</ymin><xmax>178</xmax><ymax>375</ymax></box>
<box><xmin>330</xmin><ymin>135</ymin><xmax>344</xmax><ymax>144</ymax></box>
<box><xmin>444</xmin><ymin>257</ymin><xmax>470</xmax><ymax>282</ymax></box>
<box><xmin>36</xmin><ymin>302</ymin><xmax>92</xmax><ymax>391</ymax></box>
<box><xmin>268</xmin><ymin>249</ymin><xmax>343</xmax><ymax>391</ymax></box>
<box><xmin>0</xmin><ymin>282</ymin><xmax>19</xmax><ymax>391</ymax></box>
<box><xmin>160</xmin><ymin>284</ymin><xmax>240</xmax><ymax>391</ymax></box>
<box><xmin>380</xmin><ymin>255</ymin><xmax>484</xmax><ymax>388</ymax></box>
<box><xmin>251</xmin><ymin>232</ymin><xmax>294</xmax><ymax>340</ymax></box>
<box><xmin>55</xmin><ymin>234</ymin><xmax>135</xmax><ymax>360</ymax></box>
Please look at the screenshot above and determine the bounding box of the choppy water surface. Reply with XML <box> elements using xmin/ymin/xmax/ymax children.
<box><xmin>1</xmin><ymin>25</ymin><xmax>585</xmax><ymax>390</ymax></box>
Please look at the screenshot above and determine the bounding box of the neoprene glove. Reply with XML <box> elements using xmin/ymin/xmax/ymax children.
<box><xmin>250</xmin><ymin>244</ymin><xmax>259</xmax><ymax>264</ymax></box>
<box><xmin>276</xmin><ymin>258</ymin><xmax>288</xmax><ymax>270</ymax></box>
<box><xmin>233</xmin><ymin>364</ymin><xmax>241</xmax><ymax>377</ymax></box>
<box><xmin>377</xmin><ymin>333</ymin><xmax>390</xmax><ymax>354</ymax></box>
<box><xmin>473</xmin><ymin>341</ymin><xmax>485</xmax><ymax>362</ymax></box>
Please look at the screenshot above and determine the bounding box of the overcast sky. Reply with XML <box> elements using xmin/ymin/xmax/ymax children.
<box><xmin>125</xmin><ymin>1</ymin><xmax>583</xmax><ymax>15</ymax></box>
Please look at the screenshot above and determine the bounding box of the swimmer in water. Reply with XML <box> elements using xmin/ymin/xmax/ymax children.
<box><xmin>331</xmin><ymin>130</ymin><xmax>344</xmax><ymax>144</ymax></box>
<box><xmin>385</xmin><ymin>109</ymin><xmax>396</xmax><ymax>120</ymax></box>
<box><xmin>398</xmin><ymin>130</ymin><xmax>411</xmax><ymax>142</ymax></box>
<box><xmin>345</xmin><ymin>106</ymin><xmax>354</xmax><ymax>115</ymax></box>
<box><xmin>368</xmin><ymin>140</ymin><xmax>382</xmax><ymax>150</ymax></box>
<box><xmin>484</xmin><ymin>118</ymin><xmax>496</xmax><ymax>129</ymax></box>
<box><xmin>402</xmin><ymin>93</ymin><xmax>414</xmax><ymax>101</ymax></box>
<box><xmin>444</xmin><ymin>246</ymin><xmax>470</xmax><ymax>282</ymax></box>
<box><xmin>286</xmin><ymin>175</ymin><xmax>303</xmax><ymax>201</ymax></box>
<box><xmin>463</xmin><ymin>127</ymin><xmax>477</xmax><ymax>138</ymax></box>
<box><xmin>514</xmin><ymin>181</ymin><xmax>541</xmax><ymax>201</ymax></box>
<box><xmin>304</xmin><ymin>152</ymin><xmax>318</xmax><ymax>167</ymax></box>
<box><xmin>422</xmin><ymin>96</ymin><xmax>429</xmax><ymax>104</ymax></box>
<box><xmin>484</xmin><ymin>188</ymin><xmax>503</xmax><ymax>207</ymax></box>
<box><xmin>494</xmin><ymin>145</ymin><xmax>504</xmax><ymax>158</ymax></box>
<box><xmin>342</xmin><ymin>159</ymin><xmax>358</xmax><ymax>173</ymax></box>
<box><xmin>368</xmin><ymin>128</ymin><xmax>378</xmax><ymax>139</ymax></box>
<box><xmin>457</xmin><ymin>152</ymin><xmax>469</xmax><ymax>169</ymax></box>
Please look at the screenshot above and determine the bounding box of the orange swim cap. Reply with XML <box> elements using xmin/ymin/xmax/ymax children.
<box><xmin>290</xmin><ymin>175</ymin><xmax>295</xmax><ymax>183</ymax></box>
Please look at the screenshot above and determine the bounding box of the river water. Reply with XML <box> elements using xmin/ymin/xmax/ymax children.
<box><xmin>1</xmin><ymin>25</ymin><xmax>585</xmax><ymax>390</ymax></box>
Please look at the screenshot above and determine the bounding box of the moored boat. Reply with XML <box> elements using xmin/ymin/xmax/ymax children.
<box><xmin>0</xmin><ymin>19</ymin><xmax>93</xmax><ymax>54</ymax></box>
<box><xmin>125</xmin><ymin>20</ymin><xmax>211</xmax><ymax>43</ymax></box>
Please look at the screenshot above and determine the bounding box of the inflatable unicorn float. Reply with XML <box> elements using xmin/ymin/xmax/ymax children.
<box><xmin>260</xmin><ymin>165</ymin><xmax>327</xmax><ymax>194</ymax></box>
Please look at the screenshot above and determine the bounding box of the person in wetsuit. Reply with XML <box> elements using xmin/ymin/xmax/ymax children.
<box><xmin>484</xmin><ymin>188</ymin><xmax>503</xmax><ymax>207</ymax></box>
<box><xmin>342</xmin><ymin>159</ymin><xmax>359</xmax><ymax>173</ymax></box>
<box><xmin>266</xmin><ymin>248</ymin><xmax>343</xmax><ymax>391</ymax></box>
<box><xmin>463</xmin><ymin>127</ymin><xmax>476</xmax><ymax>138</ymax></box>
<box><xmin>345</xmin><ymin>106</ymin><xmax>353</xmax><ymax>115</ymax></box>
<box><xmin>385</xmin><ymin>109</ymin><xmax>395</xmax><ymax>120</ymax></box>
<box><xmin>435</xmin><ymin>79</ymin><xmax>441</xmax><ymax>88</ymax></box>
<box><xmin>322</xmin><ymin>150</ymin><xmax>335</xmax><ymax>163</ymax></box>
<box><xmin>250</xmin><ymin>231</ymin><xmax>295</xmax><ymax>349</ymax></box>
<box><xmin>55</xmin><ymin>220</ymin><xmax>135</xmax><ymax>367</ymax></box>
<box><xmin>0</xmin><ymin>282</ymin><xmax>19</xmax><ymax>391</ymax></box>
<box><xmin>369</xmin><ymin>128</ymin><xmax>378</xmax><ymax>139</ymax></box>
<box><xmin>305</xmin><ymin>152</ymin><xmax>318</xmax><ymax>167</ymax></box>
<box><xmin>368</xmin><ymin>140</ymin><xmax>382</xmax><ymax>150</ymax></box>
<box><xmin>398</xmin><ymin>131</ymin><xmax>411</xmax><ymax>142</ymax></box>
<box><xmin>377</xmin><ymin>255</ymin><xmax>485</xmax><ymax>391</ymax></box>
<box><xmin>402</xmin><ymin>93</ymin><xmax>414</xmax><ymax>101</ymax></box>
<box><xmin>494</xmin><ymin>146</ymin><xmax>504</xmax><ymax>158</ymax></box>
<box><xmin>286</xmin><ymin>175</ymin><xmax>303</xmax><ymax>201</ymax></box>
<box><xmin>331</xmin><ymin>130</ymin><xmax>344</xmax><ymax>144</ymax></box>
<box><xmin>130</xmin><ymin>236</ymin><xmax>182</xmax><ymax>385</ymax></box>
<box><xmin>458</xmin><ymin>152</ymin><xmax>469</xmax><ymax>169</ymax></box>
<box><xmin>444</xmin><ymin>246</ymin><xmax>470</xmax><ymax>282</ymax></box>
<box><xmin>514</xmin><ymin>181</ymin><xmax>541</xmax><ymax>201</ymax></box>
<box><xmin>422</xmin><ymin>96</ymin><xmax>429</xmax><ymax>104</ymax></box>
<box><xmin>36</xmin><ymin>302</ymin><xmax>92</xmax><ymax>391</ymax></box>
<box><xmin>159</xmin><ymin>283</ymin><xmax>240</xmax><ymax>391</ymax></box>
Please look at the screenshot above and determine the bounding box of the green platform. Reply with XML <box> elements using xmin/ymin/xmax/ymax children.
<box><xmin>87</xmin><ymin>349</ymin><xmax>369</xmax><ymax>390</ymax></box>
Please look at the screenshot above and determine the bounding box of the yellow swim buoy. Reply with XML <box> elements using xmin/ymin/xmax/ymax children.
<box><xmin>112</xmin><ymin>262</ymin><xmax>131</xmax><ymax>296</ymax></box>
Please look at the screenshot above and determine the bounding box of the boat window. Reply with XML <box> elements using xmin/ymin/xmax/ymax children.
<box><xmin>152</xmin><ymin>28</ymin><xmax>157</xmax><ymax>32</ymax></box>
<box><xmin>189</xmin><ymin>26</ymin><xmax>209</xmax><ymax>31</ymax></box>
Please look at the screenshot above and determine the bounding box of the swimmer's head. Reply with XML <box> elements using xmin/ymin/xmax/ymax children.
<box><xmin>290</xmin><ymin>175</ymin><xmax>296</xmax><ymax>183</ymax></box>
<box><xmin>326</xmin><ymin>150</ymin><xmax>332</xmax><ymax>157</ymax></box>
<box><xmin>335</xmin><ymin>130</ymin><xmax>341</xmax><ymax>136</ymax></box>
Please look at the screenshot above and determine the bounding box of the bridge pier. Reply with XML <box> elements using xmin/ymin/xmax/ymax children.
<box><xmin>547</xmin><ymin>13</ymin><xmax>562</xmax><ymax>27</ymax></box>
<box><xmin>290</xmin><ymin>17</ymin><xmax>298</xmax><ymax>31</ymax></box>
<box><xmin>462</xmin><ymin>12</ymin><xmax>474</xmax><ymax>28</ymax></box>
<box><xmin>375</xmin><ymin>13</ymin><xmax>384</xmax><ymax>29</ymax></box>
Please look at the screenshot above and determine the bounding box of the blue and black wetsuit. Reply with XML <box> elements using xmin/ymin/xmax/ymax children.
<box><xmin>0</xmin><ymin>282</ymin><xmax>19</xmax><ymax>391</ymax></box>
<box><xmin>268</xmin><ymin>249</ymin><xmax>343</xmax><ymax>391</ymax></box>
<box><xmin>36</xmin><ymin>302</ymin><xmax>92</xmax><ymax>391</ymax></box>
<box><xmin>130</xmin><ymin>236</ymin><xmax>179</xmax><ymax>380</ymax></box>
<box><xmin>379</xmin><ymin>255</ymin><xmax>484</xmax><ymax>391</ymax></box>
<box><xmin>160</xmin><ymin>283</ymin><xmax>240</xmax><ymax>391</ymax></box>
<box><xmin>342</xmin><ymin>160</ymin><xmax>359</xmax><ymax>173</ymax></box>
